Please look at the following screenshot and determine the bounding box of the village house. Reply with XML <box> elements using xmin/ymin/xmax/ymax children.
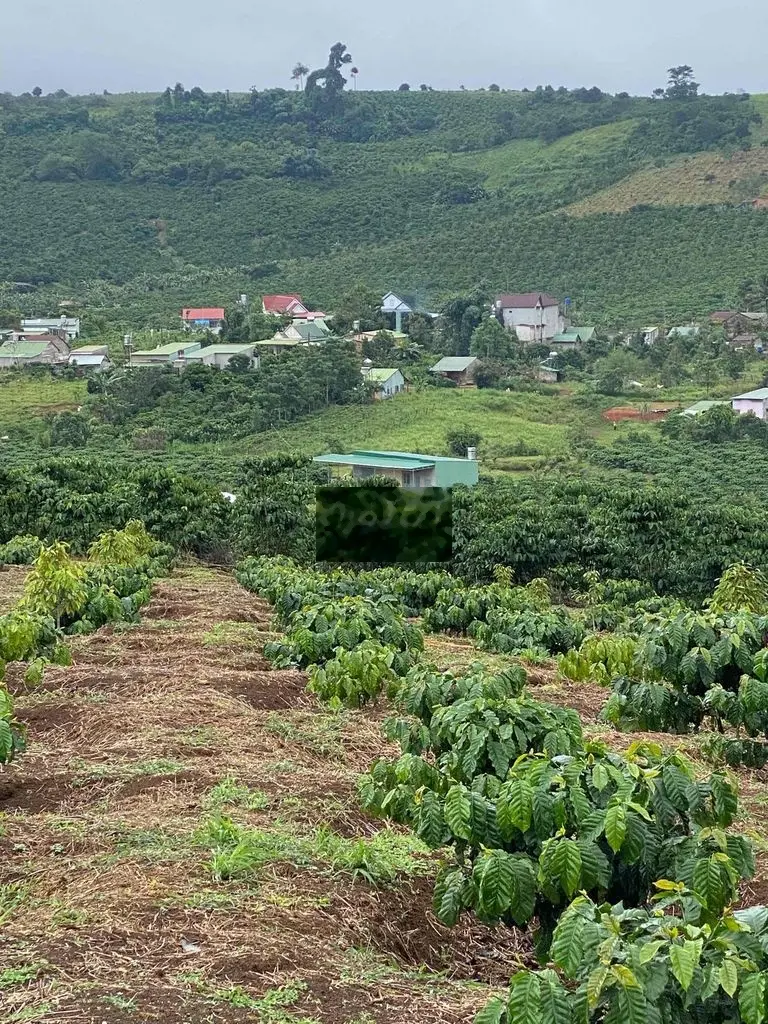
<box><xmin>262</xmin><ymin>294</ymin><xmax>312</xmax><ymax>318</ymax></box>
<box><xmin>313</xmin><ymin>450</ymin><xmax>479</xmax><ymax>488</ymax></box>
<box><xmin>279</xmin><ymin>319</ymin><xmax>332</xmax><ymax>343</ymax></box>
<box><xmin>361</xmin><ymin>366</ymin><xmax>405</xmax><ymax>399</ymax></box>
<box><xmin>380</xmin><ymin>292</ymin><xmax>436</xmax><ymax>332</ymax></box>
<box><xmin>20</xmin><ymin>316</ymin><xmax>80</xmax><ymax>341</ymax></box>
<box><xmin>728</xmin><ymin>333</ymin><xmax>762</xmax><ymax>351</ymax></box>
<box><xmin>130</xmin><ymin>341</ymin><xmax>203</xmax><ymax>367</ymax></box>
<box><xmin>181</xmin><ymin>343</ymin><xmax>259</xmax><ymax>370</ymax></box>
<box><xmin>430</xmin><ymin>355</ymin><xmax>479</xmax><ymax>386</ymax></box>
<box><xmin>642</xmin><ymin>326</ymin><xmax>661</xmax><ymax>346</ymax></box>
<box><xmin>535</xmin><ymin>357</ymin><xmax>562</xmax><ymax>384</ymax></box>
<box><xmin>68</xmin><ymin>344</ymin><xmax>112</xmax><ymax>373</ymax></box>
<box><xmin>668</xmin><ymin>325</ymin><xmax>701</xmax><ymax>340</ymax></box>
<box><xmin>0</xmin><ymin>334</ymin><xmax>70</xmax><ymax>368</ymax></box>
<box><xmin>732</xmin><ymin>387</ymin><xmax>768</xmax><ymax>420</ymax></box>
<box><xmin>494</xmin><ymin>293</ymin><xmax>563</xmax><ymax>342</ymax></box>
<box><xmin>682</xmin><ymin>400</ymin><xmax>728</xmax><ymax>417</ymax></box>
<box><xmin>181</xmin><ymin>308</ymin><xmax>226</xmax><ymax>334</ymax></box>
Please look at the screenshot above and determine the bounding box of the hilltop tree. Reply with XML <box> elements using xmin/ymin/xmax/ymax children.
<box><xmin>32</xmin><ymin>86</ymin><xmax>42</xmax><ymax>98</ymax></box>
<box><xmin>398</xmin><ymin>83</ymin><xmax>410</xmax><ymax>91</ymax></box>
<box><xmin>665</xmin><ymin>65</ymin><xmax>699</xmax><ymax>100</ymax></box>
<box><xmin>305</xmin><ymin>43</ymin><xmax>353</xmax><ymax>97</ymax></box>
<box><xmin>291</xmin><ymin>62</ymin><xmax>309</xmax><ymax>90</ymax></box>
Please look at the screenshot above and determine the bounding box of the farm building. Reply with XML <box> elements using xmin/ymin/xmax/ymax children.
<box><xmin>494</xmin><ymin>293</ymin><xmax>563</xmax><ymax>342</ymax></box>
<box><xmin>181</xmin><ymin>308</ymin><xmax>226</xmax><ymax>334</ymax></box>
<box><xmin>0</xmin><ymin>335</ymin><xmax>70</xmax><ymax>368</ymax></box>
<box><xmin>430</xmin><ymin>355</ymin><xmax>479</xmax><ymax>385</ymax></box>
<box><xmin>550</xmin><ymin>327</ymin><xmax>595</xmax><ymax>349</ymax></box>
<box><xmin>313</xmin><ymin>450</ymin><xmax>479</xmax><ymax>488</ymax></box>
<box><xmin>279</xmin><ymin>320</ymin><xmax>332</xmax><ymax>343</ymax></box>
<box><xmin>732</xmin><ymin>387</ymin><xmax>768</xmax><ymax>420</ymax></box>
<box><xmin>130</xmin><ymin>342</ymin><xmax>202</xmax><ymax>366</ymax></box>
<box><xmin>20</xmin><ymin>316</ymin><xmax>80</xmax><ymax>340</ymax></box>
<box><xmin>380</xmin><ymin>292</ymin><xmax>436</xmax><ymax>331</ymax></box>
<box><xmin>68</xmin><ymin>345</ymin><xmax>112</xmax><ymax>372</ymax></box>
<box><xmin>182</xmin><ymin>343</ymin><xmax>259</xmax><ymax>370</ymax></box>
<box><xmin>361</xmin><ymin>367</ymin><xmax>405</xmax><ymax>399</ymax></box>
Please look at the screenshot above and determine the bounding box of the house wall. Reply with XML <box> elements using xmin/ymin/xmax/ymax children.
<box><xmin>432</xmin><ymin>458</ymin><xmax>479</xmax><ymax>487</ymax></box>
<box><xmin>499</xmin><ymin>305</ymin><xmax>562</xmax><ymax>341</ymax></box>
<box><xmin>732</xmin><ymin>398</ymin><xmax>767</xmax><ymax>420</ymax></box>
<box><xmin>377</xmin><ymin>371</ymin><xmax>405</xmax><ymax>397</ymax></box>
<box><xmin>381</xmin><ymin>294</ymin><xmax>411</xmax><ymax>314</ymax></box>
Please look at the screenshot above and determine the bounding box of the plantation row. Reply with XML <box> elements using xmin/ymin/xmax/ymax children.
<box><xmin>237</xmin><ymin>555</ymin><xmax>768</xmax><ymax>1024</ymax></box>
<box><xmin>0</xmin><ymin>522</ymin><xmax>173</xmax><ymax>761</ymax></box>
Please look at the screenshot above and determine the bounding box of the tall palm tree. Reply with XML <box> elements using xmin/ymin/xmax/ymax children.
<box><xmin>291</xmin><ymin>63</ymin><xmax>309</xmax><ymax>90</ymax></box>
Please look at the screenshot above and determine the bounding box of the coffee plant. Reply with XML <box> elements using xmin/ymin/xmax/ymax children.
<box><xmin>478</xmin><ymin>890</ymin><xmax>768</xmax><ymax>1024</ymax></box>
<box><xmin>0</xmin><ymin>535</ymin><xmax>44</xmax><ymax>566</ymax></box>
<box><xmin>307</xmin><ymin>640</ymin><xmax>396</xmax><ymax>708</ymax></box>
<box><xmin>21</xmin><ymin>541</ymin><xmax>87</xmax><ymax>627</ymax></box>
<box><xmin>709</xmin><ymin>562</ymin><xmax>768</xmax><ymax>616</ymax></box>
<box><xmin>362</xmin><ymin>730</ymin><xmax>750</xmax><ymax>938</ymax></box>
<box><xmin>88</xmin><ymin>519</ymin><xmax>154</xmax><ymax>567</ymax></box>
<box><xmin>0</xmin><ymin>684</ymin><xmax>25</xmax><ymax>764</ymax></box>
<box><xmin>559</xmin><ymin>635</ymin><xmax>638</xmax><ymax>686</ymax></box>
<box><xmin>264</xmin><ymin>594</ymin><xmax>424</xmax><ymax>672</ymax></box>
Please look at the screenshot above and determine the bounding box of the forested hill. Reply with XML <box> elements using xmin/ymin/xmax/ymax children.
<box><xmin>2</xmin><ymin>75</ymin><xmax>768</xmax><ymax>325</ymax></box>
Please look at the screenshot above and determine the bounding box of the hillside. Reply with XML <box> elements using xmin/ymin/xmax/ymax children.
<box><xmin>1</xmin><ymin>83</ymin><xmax>768</xmax><ymax>325</ymax></box>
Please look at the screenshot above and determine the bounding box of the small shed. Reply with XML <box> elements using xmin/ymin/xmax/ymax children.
<box><xmin>429</xmin><ymin>356</ymin><xmax>479</xmax><ymax>386</ymax></box>
<box><xmin>361</xmin><ymin>367</ymin><xmax>405</xmax><ymax>399</ymax></box>
<box><xmin>130</xmin><ymin>342</ymin><xmax>202</xmax><ymax>366</ymax></box>
<box><xmin>681</xmin><ymin>400</ymin><xmax>728</xmax><ymax>417</ymax></box>
<box><xmin>313</xmin><ymin>449</ymin><xmax>479</xmax><ymax>488</ymax></box>
<box><xmin>550</xmin><ymin>327</ymin><xmax>595</xmax><ymax>349</ymax></box>
<box><xmin>68</xmin><ymin>350</ymin><xmax>112</xmax><ymax>373</ymax></box>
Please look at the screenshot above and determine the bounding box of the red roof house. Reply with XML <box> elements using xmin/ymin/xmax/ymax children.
<box><xmin>262</xmin><ymin>294</ymin><xmax>310</xmax><ymax>318</ymax></box>
<box><xmin>181</xmin><ymin>308</ymin><xmax>226</xmax><ymax>333</ymax></box>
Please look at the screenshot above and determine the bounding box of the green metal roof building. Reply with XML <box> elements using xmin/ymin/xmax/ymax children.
<box><xmin>313</xmin><ymin>449</ymin><xmax>479</xmax><ymax>488</ymax></box>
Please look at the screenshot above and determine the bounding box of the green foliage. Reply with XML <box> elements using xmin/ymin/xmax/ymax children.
<box><xmin>87</xmin><ymin>519</ymin><xmax>154</xmax><ymax>567</ymax></box>
<box><xmin>307</xmin><ymin>640</ymin><xmax>396</xmax><ymax>708</ymax></box>
<box><xmin>0</xmin><ymin>684</ymin><xmax>26</xmax><ymax>764</ymax></box>
<box><xmin>446</xmin><ymin>428</ymin><xmax>483</xmax><ymax>457</ymax></box>
<box><xmin>21</xmin><ymin>541</ymin><xmax>87</xmax><ymax>625</ymax></box>
<box><xmin>559</xmin><ymin>634</ymin><xmax>638</xmax><ymax>686</ymax></box>
<box><xmin>363</xmin><ymin>719</ymin><xmax>750</xmax><ymax>935</ymax></box>
<box><xmin>710</xmin><ymin>563</ymin><xmax>768</xmax><ymax>615</ymax></box>
<box><xmin>0</xmin><ymin>534</ymin><xmax>43</xmax><ymax>565</ymax></box>
<box><xmin>480</xmin><ymin>891</ymin><xmax>768</xmax><ymax>1024</ymax></box>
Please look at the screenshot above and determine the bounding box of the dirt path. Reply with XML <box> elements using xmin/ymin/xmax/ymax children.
<box><xmin>0</xmin><ymin>569</ymin><xmax>525</xmax><ymax>1024</ymax></box>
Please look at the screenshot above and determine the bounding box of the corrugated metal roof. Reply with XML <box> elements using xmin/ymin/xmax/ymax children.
<box><xmin>181</xmin><ymin>307</ymin><xmax>225</xmax><ymax>320</ymax></box>
<box><xmin>187</xmin><ymin>344</ymin><xmax>255</xmax><ymax>355</ymax></box>
<box><xmin>314</xmin><ymin>452</ymin><xmax>435</xmax><ymax>470</ymax></box>
<box><xmin>0</xmin><ymin>341</ymin><xmax>49</xmax><ymax>356</ymax></box>
<box><xmin>733</xmin><ymin>388</ymin><xmax>768</xmax><ymax>400</ymax></box>
<box><xmin>682</xmin><ymin>400</ymin><xmax>727</xmax><ymax>416</ymax></box>
<box><xmin>496</xmin><ymin>292</ymin><xmax>559</xmax><ymax>309</ymax></box>
<box><xmin>430</xmin><ymin>356</ymin><xmax>478</xmax><ymax>372</ymax></box>
<box><xmin>132</xmin><ymin>342</ymin><xmax>202</xmax><ymax>357</ymax></box>
<box><xmin>68</xmin><ymin>353</ymin><xmax>109</xmax><ymax>365</ymax></box>
<box><xmin>362</xmin><ymin>367</ymin><xmax>400</xmax><ymax>383</ymax></box>
<box><xmin>263</xmin><ymin>294</ymin><xmax>306</xmax><ymax>314</ymax></box>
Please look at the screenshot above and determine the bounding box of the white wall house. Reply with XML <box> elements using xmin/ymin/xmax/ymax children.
<box><xmin>361</xmin><ymin>366</ymin><xmax>405</xmax><ymax>399</ymax></box>
<box><xmin>732</xmin><ymin>387</ymin><xmax>768</xmax><ymax>420</ymax></box>
<box><xmin>494</xmin><ymin>293</ymin><xmax>563</xmax><ymax>342</ymax></box>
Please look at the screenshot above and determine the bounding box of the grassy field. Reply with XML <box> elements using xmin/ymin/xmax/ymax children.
<box><xmin>0</xmin><ymin>375</ymin><xmax>87</xmax><ymax>431</ymax></box>
<box><xmin>240</xmin><ymin>389</ymin><xmax>610</xmax><ymax>460</ymax></box>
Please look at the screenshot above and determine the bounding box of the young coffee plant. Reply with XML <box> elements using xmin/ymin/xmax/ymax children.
<box><xmin>307</xmin><ymin>640</ymin><xmax>396</xmax><ymax>708</ymax></box>
<box><xmin>559</xmin><ymin>634</ymin><xmax>638</xmax><ymax>687</ymax></box>
<box><xmin>478</xmin><ymin>890</ymin><xmax>768</xmax><ymax>1024</ymax></box>
<box><xmin>264</xmin><ymin>594</ymin><xmax>423</xmax><ymax>672</ymax></box>
<box><xmin>0</xmin><ymin>535</ymin><xmax>44</xmax><ymax>566</ymax></box>
<box><xmin>0</xmin><ymin>684</ymin><xmax>26</xmax><ymax>764</ymax></box>
<box><xmin>469</xmin><ymin>605</ymin><xmax>584</xmax><ymax>656</ymax></box>
<box><xmin>87</xmin><ymin>519</ymin><xmax>154</xmax><ymax>567</ymax></box>
<box><xmin>21</xmin><ymin>542</ymin><xmax>87</xmax><ymax>628</ymax></box>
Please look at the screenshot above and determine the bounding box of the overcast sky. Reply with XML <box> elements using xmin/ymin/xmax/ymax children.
<box><xmin>3</xmin><ymin>0</ymin><xmax>767</xmax><ymax>97</ymax></box>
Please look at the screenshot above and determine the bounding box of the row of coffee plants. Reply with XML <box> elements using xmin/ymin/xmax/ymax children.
<box><xmin>557</xmin><ymin>565</ymin><xmax>768</xmax><ymax>765</ymax></box>
<box><xmin>0</xmin><ymin>521</ymin><xmax>172</xmax><ymax>762</ymax></box>
<box><xmin>243</xmin><ymin>555</ymin><xmax>768</xmax><ymax>1022</ymax></box>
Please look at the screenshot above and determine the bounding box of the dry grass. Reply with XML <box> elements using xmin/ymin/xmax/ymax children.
<box><xmin>0</xmin><ymin>568</ymin><xmax>524</xmax><ymax>1024</ymax></box>
<box><xmin>566</xmin><ymin>147</ymin><xmax>768</xmax><ymax>216</ymax></box>
<box><xmin>0</xmin><ymin>566</ymin><xmax>28</xmax><ymax>613</ymax></box>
